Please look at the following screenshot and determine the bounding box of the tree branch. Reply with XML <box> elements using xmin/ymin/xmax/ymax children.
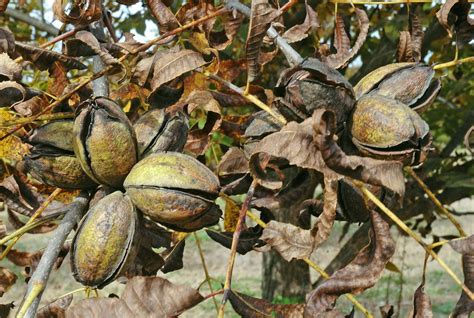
<box><xmin>17</xmin><ymin>192</ymin><xmax>90</xmax><ymax>318</ymax></box>
<box><xmin>90</xmin><ymin>21</ymin><xmax>110</xmax><ymax>97</ymax></box>
<box><xmin>224</xmin><ymin>0</ymin><xmax>303</xmax><ymax>67</ymax></box>
<box><xmin>3</xmin><ymin>8</ymin><xmax>59</xmax><ymax>36</ymax></box>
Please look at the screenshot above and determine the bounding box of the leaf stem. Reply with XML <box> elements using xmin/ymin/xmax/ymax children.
<box><xmin>406</xmin><ymin>167</ymin><xmax>466</xmax><ymax>237</ymax></box>
<box><xmin>353</xmin><ymin>180</ymin><xmax>474</xmax><ymax>301</ymax></box>
<box><xmin>193</xmin><ymin>232</ymin><xmax>219</xmax><ymax>313</ymax></box>
<box><xmin>200</xmin><ymin>69</ymin><xmax>287</xmax><ymax>124</ymax></box>
<box><xmin>218</xmin><ymin>179</ymin><xmax>258</xmax><ymax>318</ymax></box>
<box><xmin>0</xmin><ymin>188</ymin><xmax>62</xmax><ymax>260</ymax></box>
<box><xmin>245</xmin><ymin>210</ymin><xmax>373</xmax><ymax>317</ymax></box>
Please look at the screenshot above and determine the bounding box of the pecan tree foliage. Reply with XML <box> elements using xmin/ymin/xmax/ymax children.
<box><xmin>0</xmin><ymin>0</ymin><xmax>473</xmax><ymax>317</ymax></box>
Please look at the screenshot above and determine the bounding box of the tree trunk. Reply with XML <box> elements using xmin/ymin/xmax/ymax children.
<box><xmin>260</xmin><ymin>171</ymin><xmax>317</xmax><ymax>302</ymax></box>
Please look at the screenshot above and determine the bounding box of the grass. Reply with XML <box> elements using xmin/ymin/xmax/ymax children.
<box><xmin>1</xmin><ymin>199</ymin><xmax>472</xmax><ymax>317</ymax></box>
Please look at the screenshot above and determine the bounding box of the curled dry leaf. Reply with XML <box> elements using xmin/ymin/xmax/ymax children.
<box><xmin>208</xmin><ymin>11</ymin><xmax>244</xmax><ymax>50</ymax></box>
<box><xmin>312</xmin><ymin>109</ymin><xmax>405</xmax><ymax>197</ymax></box>
<box><xmin>449</xmin><ymin>235</ymin><xmax>474</xmax><ymax>317</ymax></box>
<box><xmin>464</xmin><ymin>126</ymin><xmax>474</xmax><ymax>153</ymax></box>
<box><xmin>397</xmin><ymin>13</ymin><xmax>424</xmax><ymax>63</ymax></box>
<box><xmin>310</xmin><ymin>178</ymin><xmax>338</xmax><ymax>248</ymax></box>
<box><xmin>322</xmin><ymin>8</ymin><xmax>369</xmax><ymax>69</ymax></box>
<box><xmin>282</xmin><ymin>1</ymin><xmax>319</xmax><ymax>44</ymax></box>
<box><xmin>0</xmin><ymin>267</ymin><xmax>17</xmax><ymax>297</ymax></box>
<box><xmin>0</xmin><ymin>52</ymin><xmax>21</xmax><ymax>81</ymax></box>
<box><xmin>53</xmin><ymin>0</ymin><xmax>102</xmax><ymax>25</ymax></box>
<box><xmin>436</xmin><ymin>0</ymin><xmax>473</xmax><ymax>34</ymax></box>
<box><xmin>0</xmin><ymin>80</ymin><xmax>25</xmax><ymax>107</ymax></box>
<box><xmin>37</xmin><ymin>294</ymin><xmax>73</xmax><ymax>318</ymax></box>
<box><xmin>66</xmin><ymin>276</ymin><xmax>204</xmax><ymax>318</ymax></box>
<box><xmin>151</xmin><ymin>49</ymin><xmax>206</xmax><ymax>91</ymax></box>
<box><xmin>413</xmin><ymin>282</ymin><xmax>433</xmax><ymax>318</ymax></box>
<box><xmin>396</xmin><ymin>31</ymin><xmax>413</xmax><ymax>63</ymax></box>
<box><xmin>15</xmin><ymin>43</ymin><xmax>86</xmax><ymax>71</ymax></box>
<box><xmin>245</xmin><ymin>0</ymin><xmax>279</xmax><ymax>82</ymax></box>
<box><xmin>185</xmin><ymin>90</ymin><xmax>222</xmax><ymax>155</ymax></box>
<box><xmin>305</xmin><ymin>211</ymin><xmax>395</xmax><ymax>315</ymax></box>
<box><xmin>228</xmin><ymin>290</ymin><xmax>305</xmax><ymax>318</ymax></box>
<box><xmin>260</xmin><ymin>220</ymin><xmax>314</xmax><ymax>261</ymax></box>
<box><xmin>0</xmin><ymin>27</ymin><xmax>15</xmax><ymax>57</ymax></box>
<box><xmin>145</xmin><ymin>0</ymin><xmax>179</xmax><ymax>33</ymax></box>
<box><xmin>74</xmin><ymin>31</ymin><xmax>123</xmax><ymax>70</ymax></box>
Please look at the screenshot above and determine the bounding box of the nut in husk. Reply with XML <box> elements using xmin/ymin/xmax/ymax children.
<box><xmin>134</xmin><ymin>109</ymin><xmax>189</xmax><ymax>158</ymax></box>
<box><xmin>124</xmin><ymin>152</ymin><xmax>221</xmax><ymax>232</ymax></box>
<box><xmin>349</xmin><ymin>94</ymin><xmax>431</xmax><ymax>166</ymax></box>
<box><xmin>71</xmin><ymin>191</ymin><xmax>139</xmax><ymax>288</ymax></box>
<box><xmin>274</xmin><ymin>58</ymin><xmax>355</xmax><ymax>130</ymax></box>
<box><xmin>24</xmin><ymin>120</ymin><xmax>97</xmax><ymax>189</ymax></box>
<box><xmin>354</xmin><ymin>63</ymin><xmax>441</xmax><ymax>112</ymax></box>
<box><xmin>73</xmin><ymin>97</ymin><xmax>138</xmax><ymax>188</ymax></box>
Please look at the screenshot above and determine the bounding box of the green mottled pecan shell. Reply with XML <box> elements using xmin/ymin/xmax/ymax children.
<box><xmin>71</xmin><ymin>191</ymin><xmax>139</xmax><ymax>288</ymax></box>
<box><xmin>354</xmin><ymin>63</ymin><xmax>441</xmax><ymax>112</ymax></box>
<box><xmin>349</xmin><ymin>94</ymin><xmax>431</xmax><ymax>166</ymax></box>
<box><xmin>24</xmin><ymin>146</ymin><xmax>96</xmax><ymax>189</ymax></box>
<box><xmin>73</xmin><ymin>97</ymin><xmax>138</xmax><ymax>188</ymax></box>
<box><xmin>27</xmin><ymin>119</ymin><xmax>74</xmax><ymax>152</ymax></box>
<box><xmin>134</xmin><ymin>109</ymin><xmax>188</xmax><ymax>158</ymax></box>
<box><xmin>124</xmin><ymin>152</ymin><xmax>220</xmax><ymax>231</ymax></box>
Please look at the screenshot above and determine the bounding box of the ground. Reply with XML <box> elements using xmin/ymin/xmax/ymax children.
<box><xmin>1</xmin><ymin>197</ymin><xmax>472</xmax><ymax>317</ymax></box>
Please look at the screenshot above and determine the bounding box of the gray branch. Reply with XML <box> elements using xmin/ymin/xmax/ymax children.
<box><xmin>90</xmin><ymin>22</ymin><xmax>110</xmax><ymax>97</ymax></box>
<box><xmin>21</xmin><ymin>192</ymin><xmax>89</xmax><ymax>318</ymax></box>
<box><xmin>3</xmin><ymin>8</ymin><xmax>59</xmax><ymax>36</ymax></box>
<box><xmin>224</xmin><ymin>0</ymin><xmax>303</xmax><ymax>67</ymax></box>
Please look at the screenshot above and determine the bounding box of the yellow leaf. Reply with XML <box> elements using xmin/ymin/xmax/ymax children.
<box><xmin>224</xmin><ymin>196</ymin><xmax>240</xmax><ymax>232</ymax></box>
<box><xmin>0</xmin><ymin>109</ymin><xmax>29</xmax><ymax>162</ymax></box>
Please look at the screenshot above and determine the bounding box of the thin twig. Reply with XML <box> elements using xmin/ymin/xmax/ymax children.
<box><xmin>193</xmin><ymin>232</ymin><xmax>219</xmax><ymax>313</ymax></box>
<box><xmin>218</xmin><ymin>179</ymin><xmax>258</xmax><ymax>318</ymax></box>
<box><xmin>406</xmin><ymin>167</ymin><xmax>467</xmax><ymax>237</ymax></box>
<box><xmin>0</xmin><ymin>113</ymin><xmax>74</xmax><ymax>128</ymax></box>
<box><xmin>1</xmin><ymin>8</ymin><xmax>230</xmax><ymax>142</ymax></box>
<box><xmin>224</xmin><ymin>0</ymin><xmax>303</xmax><ymax>66</ymax></box>
<box><xmin>246</xmin><ymin>210</ymin><xmax>374</xmax><ymax>318</ymax></box>
<box><xmin>353</xmin><ymin>180</ymin><xmax>474</xmax><ymax>301</ymax></box>
<box><xmin>201</xmin><ymin>69</ymin><xmax>287</xmax><ymax>125</ymax></box>
<box><xmin>0</xmin><ymin>188</ymin><xmax>62</xmax><ymax>260</ymax></box>
<box><xmin>17</xmin><ymin>192</ymin><xmax>90</xmax><ymax>318</ymax></box>
<box><xmin>14</xmin><ymin>27</ymin><xmax>86</xmax><ymax>64</ymax></box>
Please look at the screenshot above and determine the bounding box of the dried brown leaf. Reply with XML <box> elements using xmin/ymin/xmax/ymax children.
<box><xmin>396</xmin><ymin>31</ymin><xmax>413</xmax><ymax>62</ymax></box>
<box><xmin>323</xmin><ymin>8</ymin><xmax>369</xmax><ymax>69</ymax></box>
<box><xmin>145</xmin><ymin>0</ymin><xmax>179</xmax><ymax>33</ymax></box>
<box><xmin>0</xmin><ymin>267</ymin><xmax>16</xmax><ymax>297</ymax></box>
<box><xmin>37</xmin><ymin>294</ymin><xmax>73</xmax><ymax>318</ymax></box>
<box><xmin>0</xmin><ymin>80</ymin><xmax>25</xmax><ymax>107</ymax></box>
<box><xmin>74</xmin><ymin>31</ymin><xmax>122</xmax><ymax>69</ymax></box>
<box><xmin>245</xmin><ymin>0</ymin><xmax>278</xmax><ymax>82</ymax></box>
<box><xmin>15</xmin><ymin>43</ymin><xmax>86</xmax><ymax>71</ymax></box>
<box><xmin>413</xmin><ymin>282</ymin><xmax>433</xmax><ymax>318</ymax></box>
<box><xmin>0</xmin><ymin>0</ymin><xmax>9</xmax><ymax>15</ymax></box>
<box><xmin>312</xmin><ymin>109</ymin><xmax>405</xmax><ymax>197</ymax></box>
<box><xmin>449</xmin><ymin>235</ymin><xmax>474</xmax><ymax>254</ymax></box>
<box><xmin>228</xmin><ymin>290</ymin><xmax>305</xmax><ymax>317</ymax></box>
<box><xmin>0</xmin><ymin>53</ymin><xmax>21</xmax><ymax>81</ymax></box>
<box><xmin>48</xmin><ymin>62</ymin><xmax>70</xmax><ymax>98</ymax></box>
<box><xmin>53</xmin><ymin>0</ymin><xmax>102</xmax><ymax>25</ymax></box>
<box><xmin>250</xmin><ymin>116</ymin><xmax>339</xmax><ymax>189</ymax></box>
<box><xmin>452</xmin><ymin>254</ymin><xmax>474</xmax><ymax>317</ymax></box>
<box><xmin>66</xmin><ymin>276</ymin><xmax>204</xmax><ymax>317</ymax></box>
<box><xmin>151</xmin><ymin>49</ymin><xmax>206</xmax><ymax>91</ymax></box>
<box><xmin>410</xmin><ymin>13</ymin><xmax>424</xmax><ymax>62</ymax></box>
<box><xmin>305</xmin><ymin>211</ymin><xmax>395</xmax><ymax>314</ymax></box>
<box><xmin>218</xmin><ymin>147</ymin><xmax>249</xmax><ymax>177</ymax></box>
<box><xmin>282</xmin><ymin>2</ymin><xmax>319</xmax><ymax>43</ymax></box>
<box><xmin>0</xmin><ymin>27</ymin><xmax>15</xmax><ymax>56</ymax></box>
<box><xmin>260</xmin><ymin>220</ymin><xmax>314</xmax><ymax>261</ymax></box>
<box><xmin>0</xmin><ymin>174</ymin><xmax>38</xmax><ymax>216</ymax></box>
<box><xmin>310</xmin><ymin>179</ymin><xmax>338</xmax><ymax>249</ymax></box>
<box><xmin>208</xmin><ymin>12</ymin><xmax>244</xmax><ymax>50</ymax></box>
<box><xmin>185</xmin><ymin>90</ymin><xmax>222</xmax><ymax>155</ymax></box>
